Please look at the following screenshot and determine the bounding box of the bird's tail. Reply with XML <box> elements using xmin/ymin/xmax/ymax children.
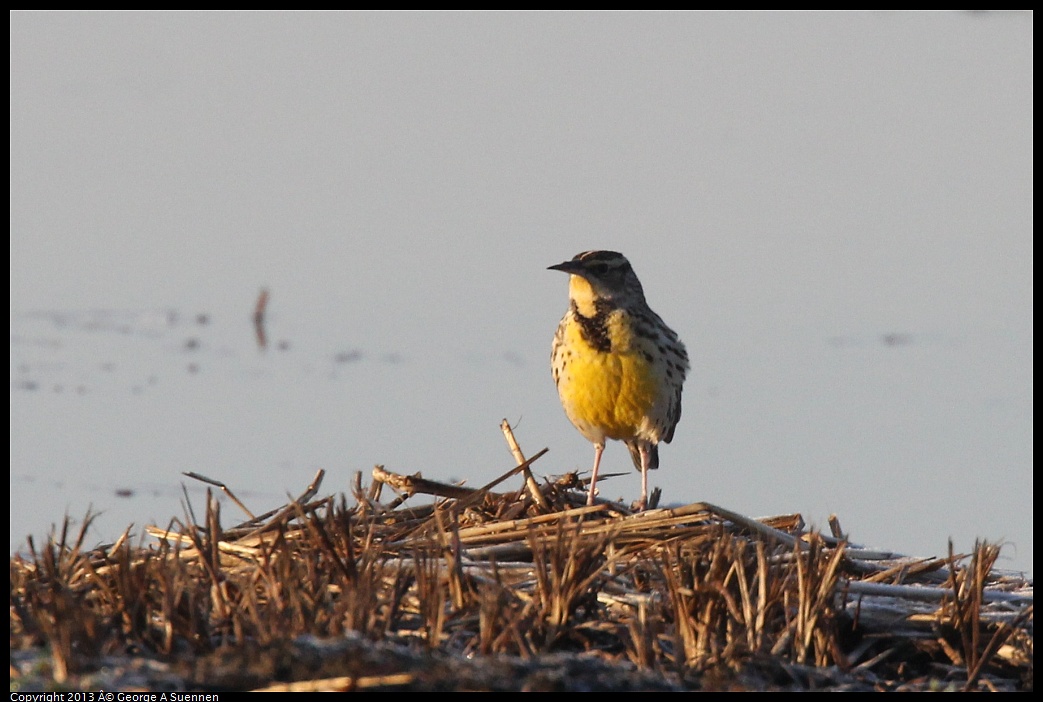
<box><xmin>626</xmin><ymin>441</ymin><xmax>659</xmax><ymax>472</ymax></box>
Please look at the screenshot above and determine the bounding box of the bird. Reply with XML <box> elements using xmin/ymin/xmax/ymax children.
<box><xmin>549</xmin><ymin>250</ymin><xmax>689</xmax><ymax>510</ymax></box>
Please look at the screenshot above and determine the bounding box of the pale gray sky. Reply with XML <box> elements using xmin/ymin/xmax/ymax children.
<box><xmin>10</xmin><ymin>11</ymin><xmax>1033</xmax><ymax>574</ymax></box>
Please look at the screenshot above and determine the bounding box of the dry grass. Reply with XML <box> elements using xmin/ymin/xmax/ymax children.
<box><xmin>9</xmin><ymin>428</ymin><xmax>1033</xmax><ymax>691</ymax></box>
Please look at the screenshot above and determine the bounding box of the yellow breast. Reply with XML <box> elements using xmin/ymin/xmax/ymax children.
<box><xmin>556</xmin><ymin>310</ymin><xmax>660</xmax><ymax>442</ymax></box>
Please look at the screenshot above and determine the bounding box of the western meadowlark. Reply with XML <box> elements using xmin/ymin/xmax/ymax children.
<box><xmin>549</xmin><ymin>250</ymin><xmax>689</xmax><ymax>509</ymax></box>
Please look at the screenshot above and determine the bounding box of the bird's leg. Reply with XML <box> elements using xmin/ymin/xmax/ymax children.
<box><xmin>587</xmin><ymin>443</ymin><xmax>604</xmax><ymax>506</ymax></box>
<box><xmin>638</xmin><ymin>444</ymin><xmax>652</xmax><ymax>511</ymax></box>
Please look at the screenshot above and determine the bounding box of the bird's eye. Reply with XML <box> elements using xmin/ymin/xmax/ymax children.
<box><xmin>590</xmin><ymin>263</ymin><xmax>609</xmax><ymax>275</ymax></box>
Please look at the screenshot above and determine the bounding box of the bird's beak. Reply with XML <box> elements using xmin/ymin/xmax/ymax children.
<box><xmin>548</xmin><ymin>260</ymin><xmax>583</xmax><ymax>275</ymax></box>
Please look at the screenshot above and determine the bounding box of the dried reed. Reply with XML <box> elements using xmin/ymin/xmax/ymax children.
<box><xmin>9</xmin><ymin>424</ymin><xmax>1033</xmax><ymax>691</ymax></box>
